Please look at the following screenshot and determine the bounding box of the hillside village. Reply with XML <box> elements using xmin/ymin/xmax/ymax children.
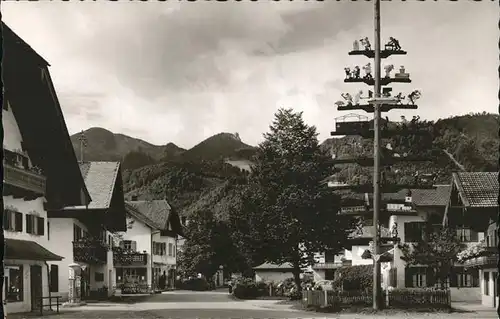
<box><xmin>3</xmin><ymin>11</ymin><xmax>499</xmax><ymax>319</ymax></box>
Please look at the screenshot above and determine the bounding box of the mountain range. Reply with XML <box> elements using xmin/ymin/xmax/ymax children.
<box><xmin>70</xmin><ymin>112</ymin><xmax>499</xmax><ymax>217</ymax></box>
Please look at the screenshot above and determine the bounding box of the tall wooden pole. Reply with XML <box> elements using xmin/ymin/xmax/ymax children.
<box><xmin>372</xmin><ymin>0</ymin><xmax>382</xmax><ymax>310</ymax></box>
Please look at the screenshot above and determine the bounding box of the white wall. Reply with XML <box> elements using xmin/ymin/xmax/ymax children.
<box><xmin>46</xmin><ymin>218</ymin><xmax>88</xmax><ymax>300</ymax></box>
<box><xmin>255</xmin><ymin>271</ymin><xmax>294</xmax><ymax>283</ymax></box>
<box><xmin>152</xmin><ymin>233</ymin><xmax>177</xmax><ymax>267</ymax></box>
<box><xmin>4</xmin><ymin>260</ymin><xmax>49</xmax><ymax>314</ymax></box>
<box><xmin>4</xmin><ymin>196</ymin><xmax>48</xmax><ymax>244</ymax></box>
<box><xmin>480</xmin><ymin>269</ymin><xmax>498</xmax><ymax>308</ymax></box>
<box><xmin>115</xmin><ymin>216</ymin><xmax>153</xmax><ymax>288</ymax></box>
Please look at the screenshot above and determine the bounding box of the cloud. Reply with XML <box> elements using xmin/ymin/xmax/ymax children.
<box><xmin>2</xmin><ymin>1</ymin><xmax>498</xmax><ymax>148</ymax></box>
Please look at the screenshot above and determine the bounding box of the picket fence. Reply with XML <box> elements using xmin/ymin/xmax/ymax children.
<box><xmin>302</xmin><ymin>289</ymin><xmax>451</xmax><ymax>309</ymax></box>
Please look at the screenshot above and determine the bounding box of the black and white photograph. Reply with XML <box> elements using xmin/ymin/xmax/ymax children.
<box><xmin>1</xmin><ymin>1</ymin><xmax>498</xmax><ymax>318</ymax></box>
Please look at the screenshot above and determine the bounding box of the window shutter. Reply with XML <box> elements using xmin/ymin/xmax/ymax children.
<box><xmin>426</xmin><ymin>267</ymin><xmax>435</xmax><ymax>288</ymax></box>
<box><xmin>131</xmin><ymin>241</ymin><xmax>137</xmax><ymax>252</ymax></box>
<box><xmin>26</xmin><ymin>215</ymin><xmax>33</xmax><ymax>234</ymax></box>
<box><xmin>162</xmin><ymin>243</ymin><xmax>166</xmax><ymax>255</ymax></box>
<box><xmin>37</xmin><ymin>217</ymin><xmax>45</xmax><ymax>236</ymax></box>
<box><xmin>470</xmin><ymin>230</ymin><xmax>478</xmax><ymax>242</ymax></box>
<box><xmin>15</xmin><ymin>212</ymin><xmax>23</xmax><ymax>232</ymax></box>
<box><xmin>50</xmin><ymin>265</ymin><xmax>59</xmax><ymax>292</ymax></box>
<box><xmin>3</xmin><ymin>211</ymin><xmax>10</xmax><ymax>230</ymax></box>
<box><xmin>405</xmin><ymin>268</ymin><xmax>413</xmax><ymax>288</ymax></box>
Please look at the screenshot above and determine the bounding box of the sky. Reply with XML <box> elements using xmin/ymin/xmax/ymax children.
<box><xmin>2</xmin><ymin>1</ymin><xmax>498</xmax><ymax>149</ymax></box>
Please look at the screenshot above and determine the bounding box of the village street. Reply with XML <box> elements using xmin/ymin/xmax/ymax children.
<box><xmin>8</xmin><ymin>291</ymin><xmax>498</xmax><ymax>319</ymax></box>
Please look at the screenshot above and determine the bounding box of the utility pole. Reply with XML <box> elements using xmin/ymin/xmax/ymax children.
<box><xmin>77</xmin><ymin>130</ymin><xmax>88</xmax><ymax>163</ymax></box>
<box><xmin>330</xmin><ymin>0</ymin><xmax>432</xmax><ymax>311</ymax></box>
<box><xmin>372</xmin><ymin>0</ymin><xmax>382</xmax><ymax>310</ymax></box>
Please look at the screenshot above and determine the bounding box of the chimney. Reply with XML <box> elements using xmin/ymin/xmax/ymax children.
<box><xmin>131</xmin><ymin>195</ymin><xmax>138</xmax><ymax>201</ymax></box>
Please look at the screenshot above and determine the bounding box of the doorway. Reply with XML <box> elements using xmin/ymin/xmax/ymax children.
<box><xmin>30</xmin><ymin>265</ymin><xmax>43</xmax><ymax>311</ymax></box>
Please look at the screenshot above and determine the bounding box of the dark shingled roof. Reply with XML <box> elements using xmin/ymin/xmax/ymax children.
<box><xmin>76</xmin><ymin>162</ymin><xmax>121</xmax><ymax>209</ymax></box>
<box><xmin>453</xmin><ymin>172</ymin><xmax>498</xmax><ymax>208</ymax></box>
<box><xmin>5</xmin><ymin>239</ymin><xmax>63</xmax><ymax>261</ymax></box>
<box><xmin>126</xmin><ymin>200</ymin><xmax>171</xmax><ymax>231</ymax></box>
<box><xmin>366</xmin><ymin>185</ymin><xmax>451</xmax><ymax>207</ymax></box>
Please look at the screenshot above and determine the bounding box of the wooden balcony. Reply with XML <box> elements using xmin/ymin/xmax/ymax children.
<box><xmin>4</xmin><ymin>163</ymin><xmax>46</xmax><ymax>195</ymax></box>
<box><xmin>113</xmin><ymin>251</ymin><xmax>148</xmax><ymax>266</ymax></box>
<box><xmin>462</xmin><ymin>247</ymin><xmax>498</xmax><ymax>268</ymax></box>
<box><xmin>73</xmin><ymin>240</ymin><xmax>108</xmax><ymax>265</ymax></box>
<box><xmin>463</xmin><ymin>255</ymin><xmax>498</xmax><ymax>269</ymax></box>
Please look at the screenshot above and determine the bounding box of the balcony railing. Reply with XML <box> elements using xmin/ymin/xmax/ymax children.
<box><xmin>73</xmin><ymin>240</ymin><xmax>108</xmax><ymax>264</ymax></box>
<box><xmin>463</xmin><ymin>253</ymin><xmax>498</xmax><ymax>268</ymax></box>
<box><xmin>113</xmin><ymin>251</ymin><xmax>148</xmax><ymax>266</ymax></box>
<box><xmin>4</xmin><ymin>163</ymin><xmax>46</xmax><ymax>195</ymax></box>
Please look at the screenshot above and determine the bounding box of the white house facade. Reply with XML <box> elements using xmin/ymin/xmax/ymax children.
<box><xmin>3</xmin><ymin>23</ymin><xmax>91</xmax><ymax>314</ymax></box>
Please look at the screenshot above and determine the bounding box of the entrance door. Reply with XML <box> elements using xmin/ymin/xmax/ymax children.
<box><xmin>494</xmin><ymin>272</ymin><xmax>497</xmax><ymax>308</ymax></box>
<box><xmin>108</xmin><ymin>270</ymin><xmax>112</xmax><ymax>297</ymax></box>
<box><xmin>30</xmin><ymin>265</ymin><xmax>43</xmax><ymax>311</ymax></box>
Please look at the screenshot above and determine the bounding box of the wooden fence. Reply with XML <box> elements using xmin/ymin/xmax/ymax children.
<box><xmin>302</xmin><ymin>289</ymin><xmax>451</xmax><ymax>309</ymax></box>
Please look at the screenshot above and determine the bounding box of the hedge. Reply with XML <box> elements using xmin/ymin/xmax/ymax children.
<box><xmin>333</xmin><ymin>265</ymin><xmax>373</xmax><ymax>291</ymax></box>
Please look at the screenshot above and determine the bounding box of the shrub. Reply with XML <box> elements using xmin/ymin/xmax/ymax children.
<box><xmin>288</xmin><ymin>290</ymin><xmax>302</xmax><ymax>300</ymax></box>
<box><xmin>181</xmin><ymin>278</ymin><xmax>211</xmax><ymax>291</ymax></box>
<box><xmin>232</xmin><ymin>278</ymin><xmax>260</xmax><ymax>299</ymax></box>
<box><xmin>333</xmin><ymin>265</ymin><xmax>373</xmax><ymax>291</ymax></box>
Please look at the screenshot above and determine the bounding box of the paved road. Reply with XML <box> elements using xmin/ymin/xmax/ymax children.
<box><xmin>7</xmin><ymin>290</ymin><xmax>499</xmax><ymax>319</ymax></box>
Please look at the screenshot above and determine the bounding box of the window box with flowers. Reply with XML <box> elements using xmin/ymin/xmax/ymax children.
<box><xmin>457</xmin><ymin>240</ymin><xmax>497</xmax><ymax>268</ymax></box>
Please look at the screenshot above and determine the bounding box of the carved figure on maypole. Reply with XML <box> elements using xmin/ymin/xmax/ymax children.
<box><xmin>353</xmin><ymin>90</ymin><xmax>363</xmax><ymax>105</ymax></box>
<box><xmin>384</xmin><ymin>64</ymin><xmax>394</xmax><ymax>78</ymax></box>
<box><xmin>360</xmin><ymin>37</ymin><xmax>372</xmax><ymax>51</ymax></box>
<box><xmin>407</xmin><ymin>90</ymin><xmax>421</xmax><ymax>105</ymax></box>
<box><xmin>340</xmin><ymin>93</ymin><xmax>354</xmax><ymax>106</ymax></box>
<box><xmin>353</xmin><ymin>40</ymin><xmax>360</xmax><ymax>51</ymax></box>
<box><xmin>344</xmin><ymin>67</ymin><xmax>352</xmax><ymax>80</ymax></box>
<box><xmin>363</xmin><ymin>63</ymin><xmax>373</xmax><ymax>80</ymax></box>
<box><xmin>354</xmin><ymin>66</ymin><xmax>361</xmax><ymax>79</ymax></box>
<box><xmin>385</xmin><ymin>37</ymin><xmax>402</xmax><ymax>51</ymax></box>
<box><xmin>394</xmin><ymin>92</ymin><xmax>406</xmax><ymax>104</ymax></box>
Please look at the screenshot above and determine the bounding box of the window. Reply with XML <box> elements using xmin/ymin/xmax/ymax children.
<box><xmin>74</xmin><ymin>224</ymin><xmax>82</xmax><ymax>242</ymax></box>
<box><xmin>405</xmin><ymin>267</ymin><xmax>427</xmax><ymax>288</ymax></box>
<box><xmin>50</xmin><ymin>265</ymin><xmax>59</xmax><ymax>293</ymax></box>
<box><xmin>168</xmin><ymin>243</ymin><xmax>173</xmax><ymax>256</ymax></box>
<box><xmin>95</xmin><ymin>272</ymin><xmax>104</xmax><ymax>282</ymax></box>
<box><xmin>3</xmin><ymin>210</ymin><xmax>22</xmax><ymax>232</ymax></box>
<box><xmin>6</xmin><ymin>265</ymin><xmax>23</xmax><ymax>302</ymax></box>
<box><xmin>404</xmin><ymin>222</ymin><xmax>425</xmax><ymax>242</ymax></box>
<box><xmin>484</xmin><ymin>271</ymin><xmax>490</xmax><ymax>295</ymax></box>
<box><xmin>121</xmin><ymin>240</ymin><xmax>137</xmax><ymax>252</ymax></box>
<box><xmin>325</xmin><ymin>269</ymin><xmax>335</xmax><ymax>280</ymax></box>
<box><xmin>153</xmin><ymin>242</ymin><xmax>166</xmax><ymax>255</ymax></box>
<box><xmin>456</xmin><ymin>228</ymin><xmax>478</xmax><ymax>242</ymax></box>
<box><xmin>26</xmin><ymin>215</ymin><xmax>45</xmax><ymax>236</ymax></box>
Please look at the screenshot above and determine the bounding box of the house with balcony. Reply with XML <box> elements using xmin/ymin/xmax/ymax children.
<box><xmin>125</xmin><ymin>198</ymin><xmax>183</xmax><ymax>291</ymax></box>
<box><xmin>46</xmin><ymin>161</ymin><xmax>127</xmax><ymax>301</ymax></box>
<box><xmin>2</xmin><ymin>23</ymin><xmax>91</xmax><ymax>314</ymax></box>
<box><xmin>444</xmin><ymin>172</ymin><xmax>498</xmax><ymax>308</ymax></box>
<box><xmin>316</xmin><ymin>185</ymin><xmax>455</xmax><ymax>289</ymax></box>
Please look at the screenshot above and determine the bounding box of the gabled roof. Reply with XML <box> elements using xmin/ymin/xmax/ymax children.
<box><xmin>125</xmin><ymin>202</ymin><xmax>161</xmax><ymax>230</ymax></box>
<box><xmin>2</xmin><ymin>23</ymin><xmax>91</xmax><ymax>208</ymax></box>
<box><xmin>65</xmin><ymin>162</ymin><xmax>121</xmax><ymax>210</ymax></box>
<box><xmin>253</xmin><ymin>262</ymin><xmax>294</xmax><ymax>270</ymax></box>
<box><xmin>127</xmin><ymin>200</ymin><xmax>171</xmax><ymax>231</ymax></box>
<box><xmin>366</xmin><ymin>185</ymin><xmax>451</xmax><ymax>207</ymax></box>
<box><xmin>452</xmin><ymin>172</ymin><xmax>498</xmax><ymax>208</ymax></box>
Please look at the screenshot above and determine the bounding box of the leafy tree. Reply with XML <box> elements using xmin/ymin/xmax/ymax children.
<box><xmin>399</xmin><ymin>226</ymin><xmax>463</xmax><ymax>289</ymax></box>
<box><xmin>239</xmin><ymin>108</ymin><xmax>357</xmax><ymax>292</ymax></box>
<box><xmin>177</xmin><ymin>209</ymin><xmax>246</xmax><ymax>280</ymax></box>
